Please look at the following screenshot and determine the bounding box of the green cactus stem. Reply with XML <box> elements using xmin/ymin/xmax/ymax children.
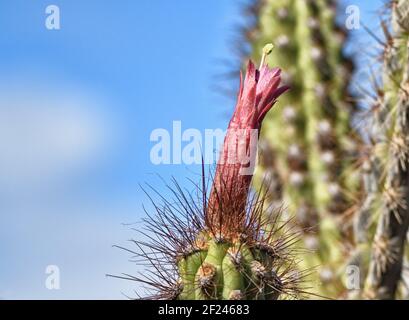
<box><xmin>363</xmin><ymin>0</ymin><xmax>409</xmax><ymax>299</ymax></box>
<box><xmin>244</xmin><ymin>0</ymin><xmax>359</xmax><ymax>298</ymax></box>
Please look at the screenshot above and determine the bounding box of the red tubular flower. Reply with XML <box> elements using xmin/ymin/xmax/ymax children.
<box><xmin>207</xmin><ymin>57</ymin><xmax>289</xmax><ymax>238</ymax></box>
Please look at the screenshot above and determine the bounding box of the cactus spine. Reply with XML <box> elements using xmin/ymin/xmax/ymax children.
<box><xmin>246</xmin><ymin>0</ymin><xmax>359</xmax><ymax>298</ymax></box>
<box><xmin>361</xmin><ymin>0</ymin><xmax>409</xmax><ymax>299</ymax></box>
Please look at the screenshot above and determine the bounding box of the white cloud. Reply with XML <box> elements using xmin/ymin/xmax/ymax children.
<box><xmin>0</xmin><ymin>75</ymin><xmax>142</xmax><ymax>299</ymax></box>
<box><xmin>0</xmin><ymin>78</ymin><xmax>115</xmax><ymax>196</ymax></box>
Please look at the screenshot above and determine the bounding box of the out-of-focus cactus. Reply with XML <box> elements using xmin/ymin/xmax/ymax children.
<box><xmin>360</xmin><ymin>0</ymin><xmax>409</xmax><ymax>299</ymax></box>
<box><xmin>244</xmin><ymin>0</ymin><xmax>360</xmax><ymax>298</ymax></box>
<box><xmin>124</xmin><ymin>54</ymin><xmax>308</xmax><ymax>300</ymax></box>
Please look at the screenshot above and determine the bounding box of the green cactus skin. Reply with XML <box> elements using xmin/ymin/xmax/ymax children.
<box><xmin>246</xmin><ymin>0</ymin><xmax>359</xmax><ymax>298</ymax></box>
<box><xmin>362</xmin><ymin>0</ymin><xmax>409</xmax><ymax>300</ymax></box>
<box><xmin>176</xmin><ymin>235</ymin><xmax>285</xmax><ymax>300</ymax></box>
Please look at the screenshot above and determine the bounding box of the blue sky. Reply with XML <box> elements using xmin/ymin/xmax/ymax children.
<box><xmin>0</xmin><ymin>0</ymin><xmax>383</xmax><ymax>299</ymax></box>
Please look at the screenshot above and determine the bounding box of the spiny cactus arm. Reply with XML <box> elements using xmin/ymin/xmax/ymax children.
<box><xmin>252</xmin><ymin>0</ymin><xmax>319</xmax><ymax>234</ymax></box>
<box><xmin>292</xmin><ymin>0</ymin><xmax>366</xmax><ymax>298</ymax></box>
<box><xmin>294</xmin><ymin>0</ymin><xmax>345</xmax><ymax>269</ymax></box>
<box><xmin>317</xmin><ymin>0</ymin><xmax>361</xmax><ymax>197</ymax></box>
<box><xmin>364</xmin><ymin>0</ymin><xmax>409</xmax><ymax>299</ymax></box>
<box><xmin>297</xmin><ymin>0</ymin><xmax>347</xmax><ymax>216</ymax></box>
<box><xmin>244</xmin><ymin>0</ymin><xmax>358</xmax><ymax>299</ymax></box>
<box><xmin>365</xmin><ymin>95</ymin><xmax>409</xmax><ymax>298</ymax></box>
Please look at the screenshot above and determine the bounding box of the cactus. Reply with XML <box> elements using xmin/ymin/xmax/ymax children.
<box><xmin>359</xmin><ymin>0</ymin><xmax>409</xmax><ymax>299</ymax></box>
<box><xmin>115</xmin><ymin>0</ymin><xmax>409</xmax><ymax>300</ymax></box>
<box><xmin>123</xmin><ymin>51</ymin><xmax>309</xmax><ymax>300</ymax></box>
<box><xmin>242</xmin><ymin>0</ymin><xmax>360</xmax><ymax>298</ymax></box>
